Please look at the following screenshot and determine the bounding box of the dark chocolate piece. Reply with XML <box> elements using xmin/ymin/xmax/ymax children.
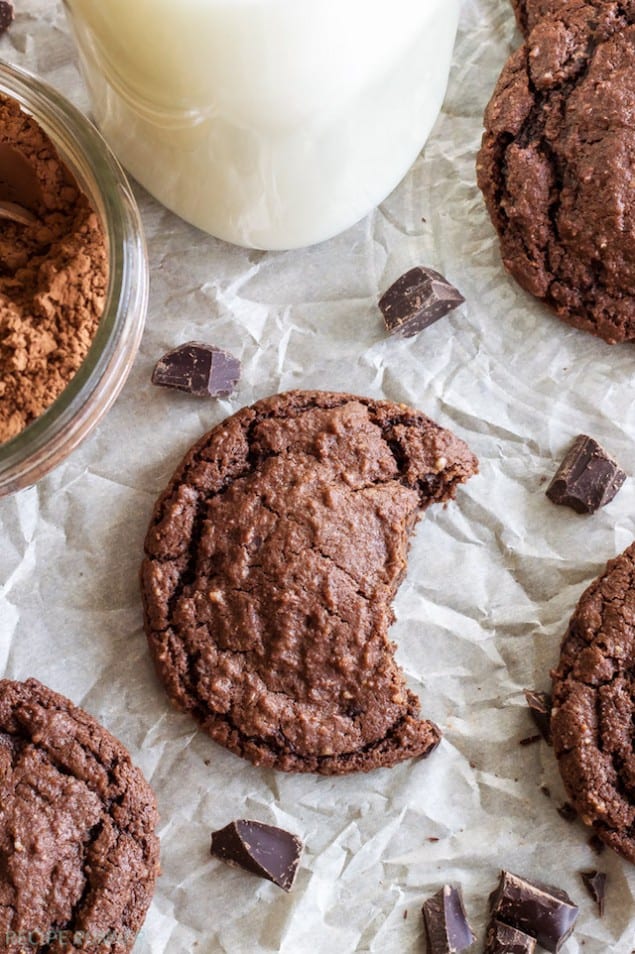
<box><xmin>580</xmin><ymin>870</ymin><xmax>606</xmax><ymax>916</ymax></box>
<box><xmin>0</xmin><ymin>1</ymin><xmax>13</xmax><ymax>34</ymax></box>
<box><xmin>490</xmin><ymin>870</ymin><xmax>578</xmax><ymax>952</ymax></box>
<box><xmin>421</xmin><ymin>884</ymin><xmax>475</xmax><ymax>954</ymax></box>
<box><xmin>484</xmin><ymin>919</ymin><xmax>536</xmax><ymax>953</ymax></box>
<box><xmin>210</xmin><ymin>819</ymin><xmax>302</xmax><ymax>891</ymax></box>
<box><xmin>519</xmin><ymin>734</ymin><xmax>541</xmax><ymax>747</ymax></box>
<box><xmin>379</xmin><ymin>266</ymin><xmax>464</xmax><ymax>338</ymax></box>
<box><xmin>546</xmin><ymin>435</ymin><xmax>626</xmax><ymax>514</ymax></box>
<box><xmin>523</xmin><ymin>689</ymin><xmax>552</xmax><ymax>744</ymax></box>
<box><xmin>152</xmin><ymin>341</ymin><xmax>240</xmax><ymax>397</ymax></box>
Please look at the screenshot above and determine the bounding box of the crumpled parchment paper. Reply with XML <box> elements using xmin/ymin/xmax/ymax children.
<box><xmin>1</xmin><ymin>1</ymin><xmax>635</xmax><ymax>951</ymax></box>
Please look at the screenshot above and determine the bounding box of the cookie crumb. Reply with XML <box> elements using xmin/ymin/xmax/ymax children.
<box><xmin>557</xmin><ymin>802</ymin><xmax>577</xmax><ymax>822</ymax></box>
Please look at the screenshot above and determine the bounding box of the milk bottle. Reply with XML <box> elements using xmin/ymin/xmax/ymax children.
<box><xmin>63</xmin><ymin>0</ymin><xmax>460</xmax><ymax>250</ymax></box>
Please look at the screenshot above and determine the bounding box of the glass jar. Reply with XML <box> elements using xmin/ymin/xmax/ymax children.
<box><xmin>62</xmin><ymin>0</ymin><xmax>460</xmax><ymax>250</ymax></box>
<box><xmin>0</xmin><ymin>60</ymin><xmax>148</xmax><ymax>498</ymax></box>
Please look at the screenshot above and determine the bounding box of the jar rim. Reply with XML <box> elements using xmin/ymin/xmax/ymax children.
<box><xmin>0</xmin><ymin>59</ymin><xmax>148</xmax><ymax>496</ymax></box>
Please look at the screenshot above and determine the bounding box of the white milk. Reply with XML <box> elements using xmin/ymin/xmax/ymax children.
<box><xmin>63</xmin><ymin>0</ymin><xmax>460</xmax><ymax>250</ymax></box>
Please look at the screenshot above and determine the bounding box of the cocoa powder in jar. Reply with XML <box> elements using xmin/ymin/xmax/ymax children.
<box><xmin>0</xmin><ymin>92</ymin><xmax>108</xmax><ymax>443</ymax></box>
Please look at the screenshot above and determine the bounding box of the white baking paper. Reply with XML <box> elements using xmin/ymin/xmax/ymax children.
<box><xmin>1</xmin><ymin>1</ymin><xmax>635</xmax><ymax>952</ymax></box>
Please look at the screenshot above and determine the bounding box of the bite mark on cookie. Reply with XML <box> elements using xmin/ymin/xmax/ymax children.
<box><xmin>141</xmin><ymin>390</ymin><xmax>477</xmax><ymax>775</ymax></box>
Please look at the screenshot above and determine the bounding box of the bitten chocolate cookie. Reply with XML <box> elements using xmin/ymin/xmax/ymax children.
<box><xmin>0</xmin><ymin>678</ymin><xmax>160</xmax><ymax>952</ymax></box>
<box><xmin>141</xmin><ymin>390</ymin><xmax>477</xmax><ymax>775</ymax></box>
<box><xmin>477</xmin><ymin>0</ymin><xmax>635</xmax><ymax>344</ymax></box>
<box><xmin>551</xmin><ymin>542</ymin><xmax>635</xmax><ymax>861</ymax></box>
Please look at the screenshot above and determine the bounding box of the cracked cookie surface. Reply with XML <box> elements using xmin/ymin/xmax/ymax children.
<box><xmin>551</xmin><ymin>543</ymin><xmax>635</xmax><ymax>862</ymax></box>
<box><xmin>477</xmin><ymin>0</ymin><xmax>635</xmax><ymax>343</ymax></box>
<box><xmin>141</xmin><ymin>390</ymin><xmax>477</xmax><ymax>775</ymax></box>
<box><xmin>0</xmin><ymin>678</ymin><xmax>160</xmax><ymax>953</ymax></box>
<box><xmin>509</xmin><ymin>0</ymin><xmax>564</xmax><ymax>35</ymax></box>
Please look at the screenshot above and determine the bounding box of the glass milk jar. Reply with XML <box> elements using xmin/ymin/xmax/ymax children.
<box><xmin>63</xmin><ymin>0</ymin><xmax>460</xmax><ymax>250</ymax></box>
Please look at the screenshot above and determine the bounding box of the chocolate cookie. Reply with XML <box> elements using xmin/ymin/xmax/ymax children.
<box><xmin>509</xmin><ymin>0</ymin><xmax>563</xmax><ymax>35</ymax></box>
<box><xmin>477</xmin><ymin>0</ymin><xmax>635</xmax><ymax>343</ymax></box>
<box><xmin>551</xmin><ymin>542</ymin><xmax>635</xmax><ymax>861</ymax></box>
<box><xmin>0</xmin><ymin>678</ymin><xmax>160</xmax><ymax>952</ymax></box>
<box><xmin>141</xmin><ymin>390</ymin><xmax>477</xmax><ymax>774</ymax></box>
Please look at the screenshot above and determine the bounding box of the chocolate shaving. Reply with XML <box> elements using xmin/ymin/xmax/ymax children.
<box><xmin>422</xmin><ymin>884</ymin><xmax>475</xmax><ymax>954</ymax></box>
<box><xmin>580</xmin><ymin>870</ymin><xmax>606</xmax><ymax>916</ymax></box>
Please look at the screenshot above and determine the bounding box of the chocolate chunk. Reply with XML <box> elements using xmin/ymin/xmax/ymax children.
<box><xmin>210</xmin><ymin>819</ymin><xmax>302</xmax><ymax>891</ymax></box>
<box><xmin>546</xmin><ymin>435</ymin><xmax>626</xmax><ymax>514</ymax></box>
<box><xmin>421</xmin><ymin>884</ymin><xmax>475</xmax><ymax>954</ymax></box>
<box><xmin>152</xmin><ymin>341</ymin><xmax>240</xmax><ymax>397</ymax></box>
<box><xmin>0</xmin><ymin>1</ymin><xmax>13</xmax><ymax>34</ymax></box>
<box><xmin>379</xmin><ymin>266</ymin><xmax>465</xmax><ymax>338</ymax></box>
<box><xmin>484</xmin><ymin>919</ymin><xmax>536</xmax><ymax>953</ymax></box>
<box><xmin>490</xmin><ymin>870</ymin><xmax>579</xmax><ymax>952</ymax></box>
<box><xmin>523</xmin><ymin>689</ymin><xmax>552</xmax><ymax>744</ymax></box>
<box><xmin>580</xmin><ymin>870</ymin><xmax>606</xmax><ymax>916</ymax></box>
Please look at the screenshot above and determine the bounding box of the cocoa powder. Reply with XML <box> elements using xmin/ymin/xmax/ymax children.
<box><xmin>0</xmin><ymin>92</ymin><xmax>108</xmax><ymax>444</ymax></box>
